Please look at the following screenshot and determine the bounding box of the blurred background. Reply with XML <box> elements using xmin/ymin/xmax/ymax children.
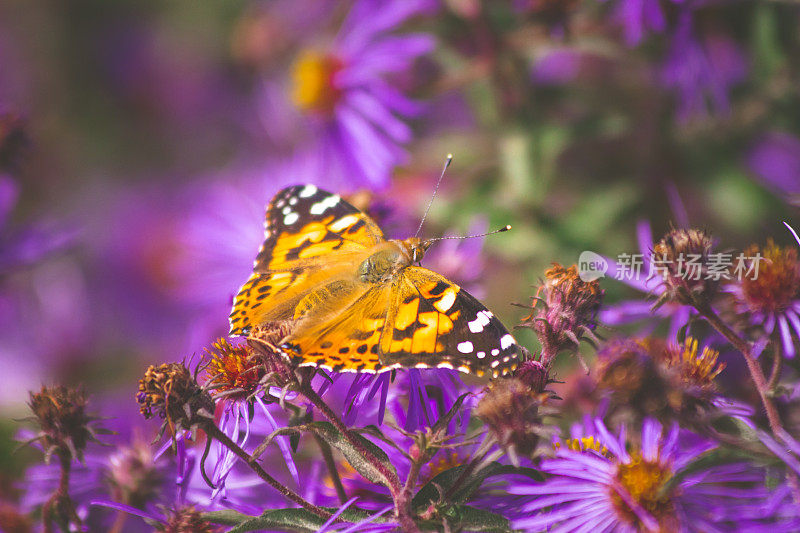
<box><xmin>1</xmin><ymin>0</ymin><xmax>799</xmax><ymax>503</ymax></box>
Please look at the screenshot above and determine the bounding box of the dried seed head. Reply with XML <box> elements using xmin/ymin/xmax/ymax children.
<box><xmin>136</xmin><ymin>363</ymin><xmax>214</xmax><ymax>432</ymax></box>
<box><xmin>521</xmin><ymin>264</ymin><xmax>603</xmax><ymax>366</ymax></box>
<box><xmin>651</xmin><ymin>228</ymin><xmax>716</xmax><ymax>305</ymax></box>
<box><xmin>475</xmin><ymin>378</ymin><xmax>557</xmax><ymax>459</ymax></box>
<box><xmin>27</xmin><ymin>385</ymin><xmax>98</xmax><ymax>463</ymax></box>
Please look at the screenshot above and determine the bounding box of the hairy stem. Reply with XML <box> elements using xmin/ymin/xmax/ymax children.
<box><xmin>767</xmin><ymin>343</ymin><xmax>783</xmax><ymax>392</ymax></box>
<box><xmin>203</xmin><ymin>423</ymin><xmax>332</xmax><ymax>520</ymax></box>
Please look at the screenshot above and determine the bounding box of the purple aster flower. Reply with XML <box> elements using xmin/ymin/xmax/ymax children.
<box><xmin>601</xmin><ymin>220</ymin><xmax>694</xmax><ymax>339</ymax></box>
<box><xmin>510</xmin><ymin>417</ymin><xmax>774</xmax><ymax>531</ymax></box>
<box><xmin>747</xmin><ymin>131</ymin><xmax>800</xmax><ymax>200</ymax></box>
<box><xmin>725</xmin><ymin>240</ymin><xmax>800</xmax><ymax>358</ymax></box>
<box><xmin>660</xmin><ymin>11</ymin><xmax>747</xmax><ymax>122</ymax></box>
<box><xmin>260</xmin><ymin>0</ymin><xmax>436</xmax><ymax>189</ymax></box>
<box><xmin>605</xmin><ymin>0</ymin><xmax>677</xmax><ymax>46</ymax></box>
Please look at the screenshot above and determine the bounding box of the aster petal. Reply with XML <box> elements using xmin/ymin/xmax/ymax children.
<box><xmin>346</xmin><ymin>90</ymin><xmax>412</xmax><ymax>143</ymax></box>
<box><xmin>256</xmin><ymin>396</ymin><xmax>300</xmax><ymax>486</ymax></box>
<box><xmin>778</xmin><ymin>314</ymin><xmax>796</xmax><ymax>358</ymax></box>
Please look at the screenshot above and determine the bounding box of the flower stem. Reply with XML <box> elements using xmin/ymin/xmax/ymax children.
<box><xmin>202</xmin><ymin>422</ymin><xmax>332</xmax><ymax>520</ymax></box>
<box><xmin>693</xmin><ymin>300</ymin><xmax>800</xmax><ymax>504</ymax></box>
<box><xmin>767</xmin><ymin>343</ymin><xmax>783</xmax><ymax>392</ymax></box>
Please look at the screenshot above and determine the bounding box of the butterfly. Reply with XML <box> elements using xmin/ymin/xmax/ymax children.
<box><xmin>229</xmin><ymin>184</ymin><xmax>522</xmax><ymax>378</ymax></box>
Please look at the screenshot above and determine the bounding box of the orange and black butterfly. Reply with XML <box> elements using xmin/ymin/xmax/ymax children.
<box><xmin>229</xmin><ymin>185</ymin><xmax>521</xmax><ymax>378</ymax></box>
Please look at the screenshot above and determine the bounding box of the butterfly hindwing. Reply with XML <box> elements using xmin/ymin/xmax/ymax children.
<box><xmin>229</xmin><ymin>185</ymin><xmax>383</xmax><ymax>336</ymax></box>
<box><xmin>381</xmin><ymin>267</ymin><xmax>520</xmax><ymax>378</ymax></box>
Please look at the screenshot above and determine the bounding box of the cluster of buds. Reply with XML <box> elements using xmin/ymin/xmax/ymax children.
<box><xmin>246</xmin><ymin>323</ymin><xmax>298</xmax><ymax>388</ymax></box>
<box><xmin>136</xmin><ymin>362</ymin><xmax>215</xmax><ymax>437</ymax></box>
<box><xmin>521</xmin><ymin>264</ymin><xmax>603</xmax><ymax>367</ymax></box>
<box><xmin>595</xmin><ymin>337</ymin><xmax>725</xmax><ymax>424</ymax></box>
<box><xmin>476</xmin><ymin>360</ymin><xmax>557</xmax><ymax>463</ymax></box>
<box><xmin>651</xmin><ymin>228</ymin><xmax>717</xmax><ymax>307</ymax></box>
<box><xmin>25</xmin><ymin>385</ymin><xmax>104</xmax><ymax>464</ymax></box>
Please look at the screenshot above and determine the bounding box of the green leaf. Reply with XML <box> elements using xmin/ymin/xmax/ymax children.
<box><xmin>443</xmin><ymin>505</ymin><xmax>513</xmax><ymax>532</ymax></box>
<box><xmin>417</xmin><ymin>505</ymin><xmax>513</xmax><ymax>533</ymax></box>
<box><xmin>413</xmin><ymin>462</ymin><xmax>542</xmax><ymax>510</ymax></box>
<box><xmin>202</xmin><ymin>509</ymin><xmax>256</xmax><ymax>526</ymax></box>
<box><xmin>211</xmin><ymin>507</ymin><xmax>379</xmax><ymax>533</ymax></box>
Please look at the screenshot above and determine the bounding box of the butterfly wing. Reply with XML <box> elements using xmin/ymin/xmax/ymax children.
<box><xmin>229</xmin><ymin>185</ymin><xmax>385</xmax><ymax>336</ymax></box>
<box><xmin>379</xmin><ymin>267</ymin><xmax>521</xmax><ymax>378</ymax></box>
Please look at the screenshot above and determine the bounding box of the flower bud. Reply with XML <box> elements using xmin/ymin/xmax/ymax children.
<box><xmin>651</xmin><ymin>228</ymin><xmax>716</xmax><ymax>305</ymax></box>
<box><xmin>162</xmin><ymin>507</ymin><xmax>216</xmax><ymax>533</ymax></box>
<box><xmin>521</xmin><ymin>264</ymin><xmax>603</xmax><ymax>366</ymax></box>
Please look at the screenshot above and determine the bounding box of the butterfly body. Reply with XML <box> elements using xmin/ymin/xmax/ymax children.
<box><xmin>229</xmin><ymin>185</ymin><xmax>521</xmax><ymax>378</ymax></box>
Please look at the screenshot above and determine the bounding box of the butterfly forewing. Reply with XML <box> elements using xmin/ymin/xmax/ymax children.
<box><xmin>229</xmin><ymin>185</ymin><xmax>384</xmax><ymax>335</ymax></box>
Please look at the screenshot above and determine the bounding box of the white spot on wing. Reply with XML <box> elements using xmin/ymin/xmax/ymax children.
<box><xmin>468</xmin><ymin>310</ymin><xmax>492</xmax><ymax>333</ymax></box>
<box><xmin>284</xmin><ymin>212</ymin><xmax>299</xmax><ymax>225</ymax></box>
<box><xmin>500</xmin><ymin>334</ymin><xmax>515</xmax><ymax>350</ymax></box>
<box><xmin>491</xmin><ymin>349</ymin><xmax>500</xmax><ymax>356</ymax></box>
<box><xmin>457</xmin><ymin>341</ymin><xmax>473</xmax><ymax>353</ymax></box>
<box><xmin>299</xmin><ymin>185</ymin><xmax>318</xmax><ymax>198</ymax></box>
<box><xmin>434</xmin><ymin>289</ymin><xmax>457</xmax><ymax>313</ymax></box>
<box><xmin>328</xmin><ymin>214</ymin><xmax>359</xmax><ymax>232</ymax></box>
<box><xmin>477</xmin><ymin>351</ymin><xmax>486</xmax><ymax>359</ymax></box>
<box><xmin>310</xmin><ymin>194</ymin><xmax>341</xmax><ymax>215</ymax></box>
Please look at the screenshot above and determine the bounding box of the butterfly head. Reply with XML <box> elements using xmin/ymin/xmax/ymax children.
<box><xmin>406</xmin><ymin>237</ymin><xmax>433</xmax><ymax>263</ymax></box>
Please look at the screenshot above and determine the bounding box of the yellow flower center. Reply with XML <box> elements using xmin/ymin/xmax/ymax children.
<box><xmin>559</xmin><ymin>435</ymin><xmax>608</xmax><ymax>455</ymax></box>
<box><xmin>291</xmin><ymin>50</ymin><xmax>343</xmax><ymax>114</ymax></box>
<box><xmin>610</xmin><ymin>454</ymin><xmax>676</xmax><ymax>530</ymax></box>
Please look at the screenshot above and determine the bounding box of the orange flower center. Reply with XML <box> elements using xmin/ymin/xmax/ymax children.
<box><xmin>739</xmin><ymin>241</ymin><xmax>800</xmax><ymax>314</ymax></box>
<box><xmin>204</xmin><ymin>339</ymin><xmax>263</xmax><ymax>399</ymax></box>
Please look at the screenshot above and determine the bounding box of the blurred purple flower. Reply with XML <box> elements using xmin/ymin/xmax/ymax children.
<box><xmin>0</xmin><ymin>174</ymin><xmax>75</xmax><ymax>274</ymax></box>
<box><xmin>660</xmin><ymin>12</ymin><xmax>747</xmax><ymax>122</ymax></box>
<box><xmin>601</xmin><ymin>220</ymin><xmax>694</xmax><ymax>339</ymax></box>
<box><xmin>606</xmin><ymin>0</ymin><xmax>678</xmax><ymax>46</ymax></box>
<box><xmin>510</xmin><ymin>417</ymin><xmax>775</xmax><ymax>531</ymax></box>
<box><xmin>747</xmin><ymin>131</ymin><xmax>800</xmax><ymax>198</ymax></box>
<box><xmin>260</xmin><ymin>0</ymin><xmax>436</xmax><ymax>189</ymax></box>
<box><xmin>530</xmin><ymin>48</ymin><xmax>583</xmax><ymax>85</ymax></box>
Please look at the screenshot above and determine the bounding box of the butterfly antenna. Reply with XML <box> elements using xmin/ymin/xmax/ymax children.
<box><xmin>414</xmin><ymin>153</ymin><xmax>453</xmax><ymax>239</ymax></box>
<box><xmin>426</xmin><ymin>225</ymin><xmax>512</xmax><ymax>243</ymax></box>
